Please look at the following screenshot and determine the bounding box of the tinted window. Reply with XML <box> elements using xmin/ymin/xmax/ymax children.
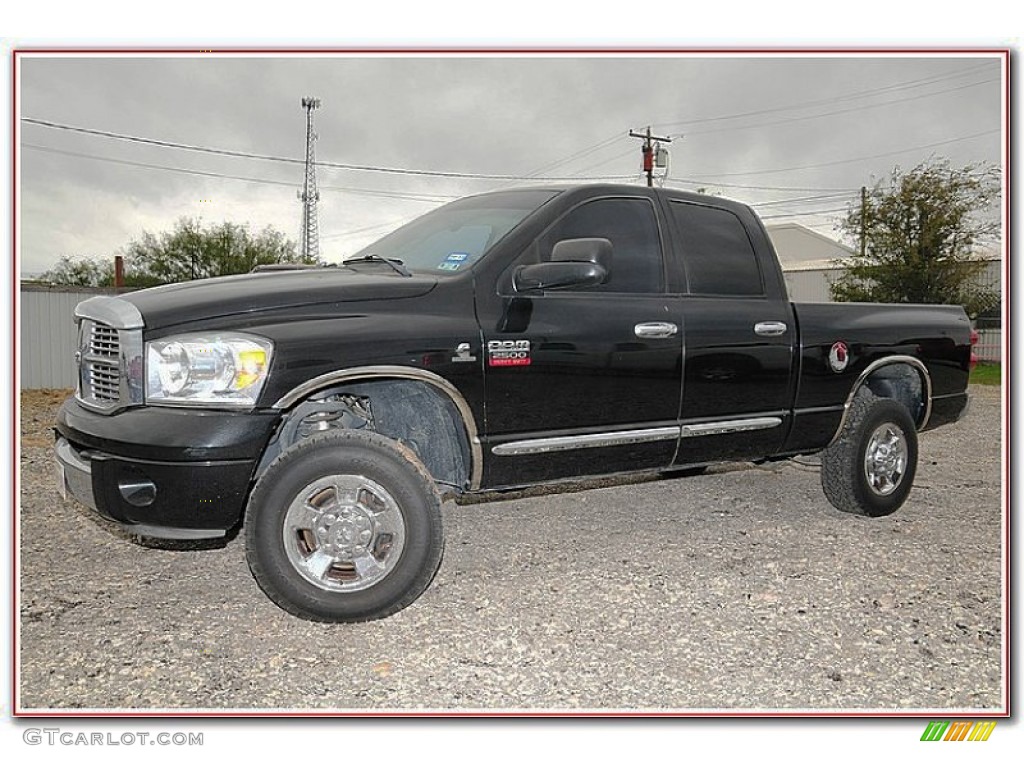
<box><xmin>541</xmin><ymin>198</ymin><xmax>664</xmax><ymax>293</ymax></box>
<box><xmin>671</xmin><ymin>202</ymin><xmax>764</xmax><ymax>296</ymax></box>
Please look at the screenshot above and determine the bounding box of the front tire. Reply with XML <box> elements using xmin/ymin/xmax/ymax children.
<box><xmin>821</xmin><ymin>390</ymin><xmax>918</xmax><ymax>517</ymax></box>
<box><xmin>245</xmin><ymin>430</ymin><xmax>443</xmax><ymax>622</ymax></box>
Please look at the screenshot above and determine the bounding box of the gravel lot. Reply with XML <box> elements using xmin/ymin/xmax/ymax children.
<box><xmin>18</xmin><ymin>387</ymin><xmax>1004</xmax><ymax>712</ymax></box>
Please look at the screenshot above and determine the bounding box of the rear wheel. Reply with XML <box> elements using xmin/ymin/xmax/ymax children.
<box><xmin>245</xmin><ymin>430</ymin><xmax>443</xmax><ymax>622</ymax></box>
<box><xmin>821</xmin><ymin>390</ymin><xmax>918</xmax><ymax>517</ymax></box>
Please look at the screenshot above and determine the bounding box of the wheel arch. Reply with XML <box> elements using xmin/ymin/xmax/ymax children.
<box><xmin>267</xmin><ymin>366</ymin><xmax>483</xmax><ymax>492</ymax></box>
<box><xmin>827</xmin><ymin>355</ymin><xmax>932</xmax><ymax>447</ymax></box>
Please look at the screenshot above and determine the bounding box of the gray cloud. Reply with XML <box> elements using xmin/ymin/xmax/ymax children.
<box><xmin>18</xmin><ymin>53</ymin><xmax>1003</xmax><ymax>274</ymax></box>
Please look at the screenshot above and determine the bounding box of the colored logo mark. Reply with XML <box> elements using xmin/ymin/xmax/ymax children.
<box><xmin>920</xmin><ymin>721</ymin><xmax>997</xmax><ymax>742</ymax></box>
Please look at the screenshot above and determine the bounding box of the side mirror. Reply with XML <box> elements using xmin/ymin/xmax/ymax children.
<box><xmin>511</xmin><ymin>237</ymin><xmax>613</xmax><ymax>293</ymax></box>
<box><xmin>551</xmin><ymin>237</ymin><xmax>612</xmax><ymax>271</ymax></box>
<box><xmin>513</xmin><ymin>261</ymin><xmax>608</xmax><ymax>292</ymax></box>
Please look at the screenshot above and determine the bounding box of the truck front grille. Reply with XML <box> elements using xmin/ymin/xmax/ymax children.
<box><xmin>81</xmin><ymin>320</ymin><xmax>124</xmax><ymax>405</ymax></box>
<box><xmin>86</xmin><ymin>363</ymin><xmax>122</xmax><ymax>402</ymax></box>
<box><xmin>74</xmin><ymin>296</ymin><xmax>145</xmax><ymax>413</ymax></box>
<box><xmin>89</xmin><ymin>322</ymin><xmax>121</xmax><ymax>357</ymax></box>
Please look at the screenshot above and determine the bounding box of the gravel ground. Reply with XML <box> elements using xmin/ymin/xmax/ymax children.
<box><xmin>18</xmin><ymin>387</ymin><xmax>1004</xmax><ymax>712</ymax></box>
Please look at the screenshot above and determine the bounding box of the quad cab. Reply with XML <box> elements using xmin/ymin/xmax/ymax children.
<box><xmin>55</xmin><ymin>185</ymin><xmax>973</xmax><ymax>621</ymax></box>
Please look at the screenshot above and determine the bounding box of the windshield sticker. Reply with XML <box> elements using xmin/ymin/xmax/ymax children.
<box><xmin>437</xmin><ymin>252</ymin><xmax>469</xmax><ymax>271</ymax></box>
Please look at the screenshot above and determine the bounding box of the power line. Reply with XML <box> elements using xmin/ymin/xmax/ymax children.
<box><xmin>21</xmin><ymin>143</ymin><xmax>457</xmax><ymax>203</ymax></box>
<box><xmin>750</xmin><ymin>191</ymin><xmax>855</xmax><ymax>207</ymax></box>
<box><xmin>569</xmin><ymin>76</ymin><xmax>998</xmax><ymax>177</ymax></box>
<box><xmin>322</xmin><ymin>218</ymin><xmax>413</xmax><ymax>240</ymax></box>
<box><xmin>24</xmin><ymin>120</ymin><xmax>994</xmax><ymax>202</ymax></box>
<box><xmin>522</xmin><ymin>132</ymin><xmax>624</xmax><ymax>177</ymax></box>
<box><xmin>655</xmin><ymin>64</ymin><xmax>994</xmax><ymax>129</ymax></box>
<box><xmin>20</xmin><ymin>117</ymin><xmax>635</xmax><ymax>182</ymax></box>
<box><xmin>760</xmin><ymin>206</ymin><xmax>850</xmax><ymax>220</ymax></box>
<box><xmin>688</xmin><ymin>129</ymin><xmax>999</xmax><ymax>178</ymax></box>
<box><xmin>671</xmin><ymin>178</ymin><xmax>855</xmax><ymax>192</ymax></box>
<box><xmin>23</xmin><ymin>142</ymin><xmax>298</xmax><ymax>187</ymax></box>
<box><xmin>678</xmin><ymin>77</ymin><xmax>999</xmax><ymax>137</ymax></box>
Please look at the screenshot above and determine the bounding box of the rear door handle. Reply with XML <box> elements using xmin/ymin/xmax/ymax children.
<box><xmin>754</xmin><ymin>321</ymin><xmax>788</xmax><ymax>337</ymax></box>
<box><xmin>634</xmin><ymin>322</ymin><xmax>678</xmax><ymax>339</ymax></box>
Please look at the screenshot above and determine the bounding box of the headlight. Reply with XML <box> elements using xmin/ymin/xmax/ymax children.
<box><xmin>146</xmin><ymin>333</ymin><xmax>273</xmax><ymax>407</ymax></box>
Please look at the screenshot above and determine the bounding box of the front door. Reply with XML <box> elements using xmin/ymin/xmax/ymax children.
<box><xmin>476</xmin><ymin>195</ymin><xmax>684</xmax><ymax>488</ymax></box>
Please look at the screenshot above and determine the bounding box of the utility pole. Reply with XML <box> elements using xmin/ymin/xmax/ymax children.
<box><xmin>628</xmin><ymin>126</ymin><xmax>672</xmax><ymax>187</ymax></box>
<box><xmin>860</xmin><ymin>185</ymin><xmax>868</xmax><ymax>259</ymax></box>
<box><xmin>298</xmin><ymin>97</ymin><xmax>322</xmax><ymax>262</ymax></box>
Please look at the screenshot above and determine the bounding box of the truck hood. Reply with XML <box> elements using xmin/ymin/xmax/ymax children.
<box><xmin>123</xmin><ymin>268</ymin><xmax>439</xmax><ymax>330</ymax></box>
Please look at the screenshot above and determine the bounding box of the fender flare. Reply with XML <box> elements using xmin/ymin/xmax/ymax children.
<box><xmin>272</xmin><ymin>365</ymin><xmax>483</xmax><ymax>489</ymax></box>
<box><xmin>828</xmin><ymin>355</ymin><xmax>932</xmax><ymax>446</ymax></box>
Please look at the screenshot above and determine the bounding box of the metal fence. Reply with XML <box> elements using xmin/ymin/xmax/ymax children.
<box><xmin>19</xmin><ymin>285</ymin><xmax>124</xmax><ymax>389</ymax></box>
<box><xmin>18</xmin><ymin>280</ymin><xmax>1003</xmax><ymax>391</ymax></box>
<box><xmin>974</xmin><ymin>329</ymin><xmax>1002</xmax><ymax>364</ymax></box>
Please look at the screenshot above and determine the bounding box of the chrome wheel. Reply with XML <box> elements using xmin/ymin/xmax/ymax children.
<box><xmin>283</xmin><ymin>474</ymin><xmax>406</xmax><ymax>593</ymax></box>
<box><xmin>863</xmin><ymin>422</ymin><xmax>907</xmax><ymax>496</ymax></box>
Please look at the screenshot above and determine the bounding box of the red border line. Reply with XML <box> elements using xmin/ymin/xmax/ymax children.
<box><xmin>10</xmin><ymin>47</ymin><xmax>1014</xmax><ymax>55</ymax></box>
<box><xmin>1001</xmin><ymin>48</ymin><xmax>1011</xmax><ymax>718</ymax></box>
<box><xmin>11</xmin><ymin>48</ymin><xmax>19</xmax><ymax>721</ymax></box>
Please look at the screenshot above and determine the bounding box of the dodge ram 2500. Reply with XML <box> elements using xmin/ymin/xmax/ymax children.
<box><xmin>55</xmin><ymin>184</ymin><xmax>972</xmax><ymax>622</ymax></box>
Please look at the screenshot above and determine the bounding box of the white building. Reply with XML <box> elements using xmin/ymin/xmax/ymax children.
<box><xmin>766</xmin><ymin>223</ymin><xmax>1001</xmax><ymax>305</ymax></box>
<box><xmin>765</xmin><ymin>223</ymin><xmax>856</xmax><ymax>303</ymax></box>
<box><xmin>765</xmin><ymin>223</ymin><xmax>1003</xmax><ymax>361</ymax></box>
<box><xmin>765</xmin><ymin>222</ymin><xmax>856</xmax><ymax>268</ymax></box>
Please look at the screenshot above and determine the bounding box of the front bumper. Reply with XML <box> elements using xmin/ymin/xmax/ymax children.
<box><xmin>55</xmin><ymin>398</ymin><xmax>279</xmax><ymax>539</ymax></box>
<box><xmin>56</xmin><ymin>436</ymin><xmax>96</xmax><ymax>511</ymax></box>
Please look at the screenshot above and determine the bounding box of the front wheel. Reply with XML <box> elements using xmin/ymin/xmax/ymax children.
<box><xmin>245</xmin><ymin>430</ymin><xmax>443</xmax><ymax>622</ymax></box>
<box><xmin>820</xmin><ymin>390</ymin><xmax>919</xmax><ymax>517</ymax></box>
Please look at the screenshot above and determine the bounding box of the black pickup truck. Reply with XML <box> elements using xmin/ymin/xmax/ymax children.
<box><xmin>55</xmin><ymin>184</ymin><xmax>973</xmax><ymax>622</ymax></box>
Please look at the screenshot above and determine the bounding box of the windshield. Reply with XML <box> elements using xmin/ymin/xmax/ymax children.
<box><xmin>345</xmin><ymin>189</ymin><xmax>558</xmax><ymax>274</ymax></box>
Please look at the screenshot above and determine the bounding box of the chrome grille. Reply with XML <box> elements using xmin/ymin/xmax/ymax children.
<box><xmin>82</xmin><ymin>320</ymin><xmax>123</xmax><ymax>404</ymax></box>
<box><xmin>89</xmin><ymin>323</ymin><xmax>121</xmax><ymax>356</ymax></box>
<box><xmin>74</xmin><ymin>296</ymin><xmax>145</xmax><ymax>413</ymax></box>
<box><xmin>87</xmin><ymin>362</ymin><xmax>121</xmax><ymax>401</ymax></box>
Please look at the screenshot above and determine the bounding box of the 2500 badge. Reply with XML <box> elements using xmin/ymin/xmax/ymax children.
<box><xmin>487</xmin><ymin>339</ymin><xmax>531</xmax><ymax>367</ymax></box>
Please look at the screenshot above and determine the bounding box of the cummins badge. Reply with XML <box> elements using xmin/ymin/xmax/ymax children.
<box><xmin>452</xmin><ymin>342</ymin><xmax>477</xmax><ymax>363</ymax></box>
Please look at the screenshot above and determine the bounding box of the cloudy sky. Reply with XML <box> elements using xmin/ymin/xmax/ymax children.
<box><xmin>16</xmin><ymin>52</ymin><xmax>1004</xmax><ymax>276</ymax></box>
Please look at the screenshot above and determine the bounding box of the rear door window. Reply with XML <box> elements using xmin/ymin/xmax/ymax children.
<box><xmin>670</xmin><ymin>201</ymin><xmax>764</xmax><ymax>296</ymax></box>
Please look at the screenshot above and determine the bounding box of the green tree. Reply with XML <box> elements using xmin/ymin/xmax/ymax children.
<box><xmin>830</xmin><ymin>160</ymin><xmax>1000</xmax><ymax>318</ymax></box>
<box><xmin>39</xmin><ymin>220</ymin><xmax>310</xmax><ymax>288</ymax></box>
<box><xmin>122</xmin><ymin>219</ymin><xmax>310</xmax><ymax>287</ymax></box>
<box><xmin>39</xmin><ymin>255</ymin><xmax>115</xmax><ymax>286</ymax></box>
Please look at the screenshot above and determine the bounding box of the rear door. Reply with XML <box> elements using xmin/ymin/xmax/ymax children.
<box><xmin>665</xmin><ymin>198</ymin><xmax>795</xmax><ymax>463</ymax></box>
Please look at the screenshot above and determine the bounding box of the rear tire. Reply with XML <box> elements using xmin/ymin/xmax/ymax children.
<box><xmin>245</xmin><ymin>430</ymin><xmax>443</xmax><ymax>622</ymax></box>
<box><xmin>821</xmin><ymin>390</ymin><xmax>918</xmax><ymax>517</ymax></box>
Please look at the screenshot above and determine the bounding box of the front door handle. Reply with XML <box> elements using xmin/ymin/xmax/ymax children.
<box><xmin>635</xmin><ymin>322</ymin><xmax>678</xmax><ymax>339</ymax></box>
<box><xmin>754</xmin><ymin>321</ymin><xmax>788</xmax><ymax>337</ymax></box>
